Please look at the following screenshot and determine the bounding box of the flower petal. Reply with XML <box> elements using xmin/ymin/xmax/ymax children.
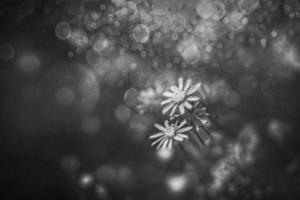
<box><xmin>179</xmin><ymin>104</ymin><xmax>185</xmax><ymax>115</ymax></box>
<box><xmin>162</xmin><ymin>103</ymin><xmax>174</xmax><ymax>114</ymax></box>
<box><xmin>154</xmin><ymin>123</ymin><xmax>167</xmax><ymax>132</ymax></box>
<box><xmin>187</xmin><ymin>83</ymin><xmax>201</xmax><ymax>95</ymax></box>
<box><xmin>178</xmin><ymin>77</ymin><xmax>184</xmax><ymax>90</ymax></box>
<box><xmin>177</xmin><ymin>133</ymin><xmax>189</xmax><ymax>139</ymax></box>
<box><xmin>187</xmin><ymin>96</ymin><xmax>200</xmax><ymax>102</ymax></box>
<box><xmin>174</xmin><ymin>135</ymin><xmax>184</xmax><ymax>141</ymax></box>
<box><xmin>157</xmin><ymin>137</ymin><xmax>166</xmax><ymax>149</ymax></box>
<box><xmin>164</xmin><ymin>120</ymin><xmax>169</xmax><ymax>128</ymax></box>
<box><xmin>177</xmin><ymin>126</ymin><xmax>193</xmax><ymax>133</ymax></box>
<box><xmin>184</xmin><ymin>79</ymin><xmax>192</xmax><ymax>91</ymax></box>
<box><xmin>163</xmin><ymin>91</ymin><xmax>174</xmax><ymax>98</ymax></box>
<box><xmin>162</xmin><ymin>138</ymin><xmax>169</xmax><ymax>149</ymax></box>
<box><xmin>151</xmin><ymin>136</ymin><xmax>164</xmax><ymax>146</ymax></box>
<box><xmin>200</xmin><ymin>118</ymin><xmax>209</xmax><ymax>124</ymax></box>
<box><xmin>168</xmin><ymin>139</ymin><xmax>173</xmax><ymax>150</ymax></box>
<box><xmin>170</xmin><ymin>85</ymin><xmax>179</xmax><ymax>93</ymax></box>
<box><xmin>161</xmin><ymin>98</ymin><xmax>172</xmax><ymax>105</ymax></box>
<box><xmin>170</xmin><ymin>104</ymin><xmax>178</xmax><ymax>116</ymax></box>
<box><xmin>149</xmin><ymin>132</ymin><xmax>163</xmax><ymax>139</ymax></box>
<box><xmin>184</xmin><ymin>101</ymin><xmax>193</xmax><ymax>110</ymax></box>
<box><xmin>177</xmin><ymin>120</ymin><xmax>187</xmax><ymax>129</ymax></box>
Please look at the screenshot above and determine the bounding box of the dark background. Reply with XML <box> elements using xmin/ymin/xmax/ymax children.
<box><xmin>1</xmin><ymin>0</ymin><xmax>300</xmax><ymax>199</ymax></box>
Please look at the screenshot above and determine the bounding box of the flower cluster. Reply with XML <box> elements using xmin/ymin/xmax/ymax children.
<box><xmin>150</xmin><ymin>77</ymin><xmax>212</xmax><ymax>151</ymax></box>
<box><xmin>161</xmin><ymin>77</ymin><xmax>201</xmax><ymax>116</ymax></box>
<box><xmin>136</xmin><ymin>81</ymin><xmax>165</xmax><ymax>114</ymax></box>
<box><xmin>150</xmin><ymin>120</ymin><xmax>192</xmax><ymax>150</ymax></box>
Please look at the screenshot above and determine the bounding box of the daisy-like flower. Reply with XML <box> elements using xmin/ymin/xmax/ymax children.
<box><xmin>161</xmin><ymin>77</ymin><xmax>201</xmax><ymax>116</ymax></box>
<box><xmin>149</xmin><ymin>120</ymin><xmax>193</xmax><ymax>150</ymax></box>
<box><xmin>136</xmin><ymin>82</ymin><xmax>164</xmax><ymax>114</ymax></box>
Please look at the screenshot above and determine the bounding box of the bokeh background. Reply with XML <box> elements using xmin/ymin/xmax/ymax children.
<box><xmin>1</xmin><ymin>0</ymin><xmax>300</xmax><ymax>199</ymax></box>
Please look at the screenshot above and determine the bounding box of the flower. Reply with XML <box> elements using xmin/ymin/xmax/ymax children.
<box><xmin>161</xmin><ymin>77</ymin><xmax>201</xmax><ymax>116</ymax></box>
<box><xmin>149</xmin><ymin>120</ymin><xmax>193</xmax><ymax>150</ymax></box>
<box><xmin>193</xmin><ymin>106</ymin><xmax>210</xmax><ymax>128</ymax></box>
<box><xmin>136</xmin><ymin>82</ymin><xmax>164</xmax><ymax>113</ymax></box>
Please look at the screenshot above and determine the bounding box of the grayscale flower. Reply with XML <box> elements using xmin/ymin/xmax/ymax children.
<box><xmin>136</xmin><ymin>82</ymin><xmax>164</xmax><ymax>113</ymax></box>
<box><xmin>149</xmin><ymin>120</ymin><xmax>193</xmax><ymax>150</ymax></box>
<box><xmin>161</xmin><ymin>77</ymin><xmax>201</xmax><ymax>116</ymax></box>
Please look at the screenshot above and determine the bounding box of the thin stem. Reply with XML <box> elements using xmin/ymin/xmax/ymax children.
<box><xmin>178</xmin><ymin>143</ymin><xmax>187</xmax><ymax>154</ymax></box>
<box><xmin>200</xmin><ymin>124</ymin><xmax>212</xmax><ymax>140</ymax></box>
<box><xmin>194</xmin><ymin>129</ymin><xmax>205</xmax><ymax>145</ymax></box>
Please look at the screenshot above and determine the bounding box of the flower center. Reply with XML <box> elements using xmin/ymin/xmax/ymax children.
<box><xmin>165</xmin><ymin>127</ymin><xmax>176</xmax><ymax>137</ymax></box>
<box><xmin>172</xmin><ymin>91</ymin><xmax>186</xmax><ymax>103</ymax></box>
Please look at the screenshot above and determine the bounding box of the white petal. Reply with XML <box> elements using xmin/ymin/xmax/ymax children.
<box><xmin>154</xmin><ymin>123</ymin><xmax>167</xmax><ymax>132</ymax></box>
<box><xmin>170</xmin><ymin>85</ymin><xmax>179</xmax><ymax>92</ymax></box>
<box><xmin>149</xmin><ymin>132</ymin><xmax>163</xmax><ymax>139</ymax></box>
<box><xmin>177</xmin><ymin>120</ymin><xmax>187</xmax><ymax>129</ymax></box>
<box><xmin>162</xmin><ymin>138</ymin><xmax>169</xmax><ymax>149</ymax></box>
<box><xmin>157</xmin><ymin>138</ymin><xmax>166</xmax><ymax>149</ymax></box>
<box><xmin>163</xmin><ymin>91</ymin><xmax>174</xmax><ymax>98</ymax></box>
<box><xmin>162</xmin><ymin>103</ymin><xmax>174</xmax><ymax>114</ymax></box>
<box><xmin>170</xmin><ymin>104</ymin><xmax>178</xmax><ymax>116</ymax></box>
<box><xmin>174</xmin><ymin>135</ymin><xmax>184</xmax><ymax>141</ymax></box>
<box><xmin>177</xmin><ymin>126</ymin><xmax>193</xmax><ymax>133</ymax></box>
<box><xmin>168</xmin><ymin>139</ymin><xmax>173</xmax><ymax>150</ymax></box>
<box><xmin>178</xmin><ymin>77</ymin><xmax>184</xmax><ymax>90</ymax></box>
<box><xmin>179</xmin><ymin>104</ymin><xmax>185</xmax><ymax>115</ymax></box>
<box><xmin>184</xmin><ymin>79</ymin><xmax>192</xmax><ymax>91</ymax></box>
<box><xmin>187</xmin><ymin>83</ymin><xmax>201</xmax><ymax>95</ymax></box>
<box><xmin>164</xmin><ymin>120</ymin><xmax>169</xmax><ymax>128</ymax></box>
<box><xmin>184</xmin><ymin>101</ymin><xmax>193</xmax><ymax>110</ymax></box>
<box><xmin>201</xmin><ymin>119</ymin><xmax>208</xmax><ymax>124</ymax></box>
<box><xmin>177</xmin><ymin>133</ymin><xmax>189</xmax><ymax>138</ymax></box>
<box><xmin>151</xmin><ymin>136</ymin><xmax>164</xmax><ymax>146</ymax></box>
<box><xmin>161</xmin><ymin>98</ymin><xmax>172</xmax><ymax>105</ymax></box>
<box><xmin>187</xmin><ymin>96</ymin><xmax>200</xmax><ymax>102</ymax></box>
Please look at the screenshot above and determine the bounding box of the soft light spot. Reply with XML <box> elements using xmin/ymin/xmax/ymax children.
<box><xmin>166</xmin><ymin>174</ymin><xmax>188</xmax><ymax>193</ymax></box>
<box><xmin>115</xmin><ymin>104</ymin><xmax>131</xmax><ymax>123</ymax></box>
<box><xmin>177</xmin><ymin>39</ymin><xmax>200</xmax><ymax>64</ymax></box>
<box><xmin>124</xmin><ymin>88</ymin><xmax>139</xmax><ymax>107</ymax></box>
<box><xmin>211</xmin><ymin>1</ymin><xmax>226</xmax><ymax>21</ymax></box>
<box><xmin>196</xmin><ymin>0</ymin><xmax>215</xmax><ymax>19</ymax></box>
<box><xmin>86</xmin><ymin>49</ymin><xmax>102</xmax><ymax>67</ymax></box>
<box><xmin>92</xmin><ymin>33</ymin><xmax>111</xmax><ymax>52</ymax></box>
<box><xmin>132</xmin><ymin>24</ymin><xmax>150</xmax><ymax>43</ymax></box>
<box><xmin>238</xmin><ymin>0</ymin><xmax>260</xmax><ymax>13</ymax></box>
<box><xmin>157</xmin><ymin>148</ymin><xmax>173</xmax><ymax>161</ymax></box>
<box><xmin>55</xmin><ymin>21</ymin><xmax>72</xmax><ymax>40</ymax></box>
<box><xmin>79</xmin><ymin>173</ymin><xmax>94</xmax><ymax>188</ymax></box>
<box><xmin>69</xmin><ymin>29</ymin><xmax>89</xmax><ymax>48</ymax></box>
<box><xmin>54</xmin><ymin>87</ymin><xmax>75</xmax><ymax>106</ymax></box>
<box><xmin>18</xmin><ymin>53</ymin><xmax>41</xmax><ymax>74</ymax></box>
<box><xmin>95</xmin><ymin>184</ymin><xmax>108</xmax><ymax>199</ymax></box>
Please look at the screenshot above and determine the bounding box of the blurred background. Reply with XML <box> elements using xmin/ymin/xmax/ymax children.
<box><xmin>0</xmin><ymin>0</ymin><xmax>300</xmax><ymax>199</ymax></box>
